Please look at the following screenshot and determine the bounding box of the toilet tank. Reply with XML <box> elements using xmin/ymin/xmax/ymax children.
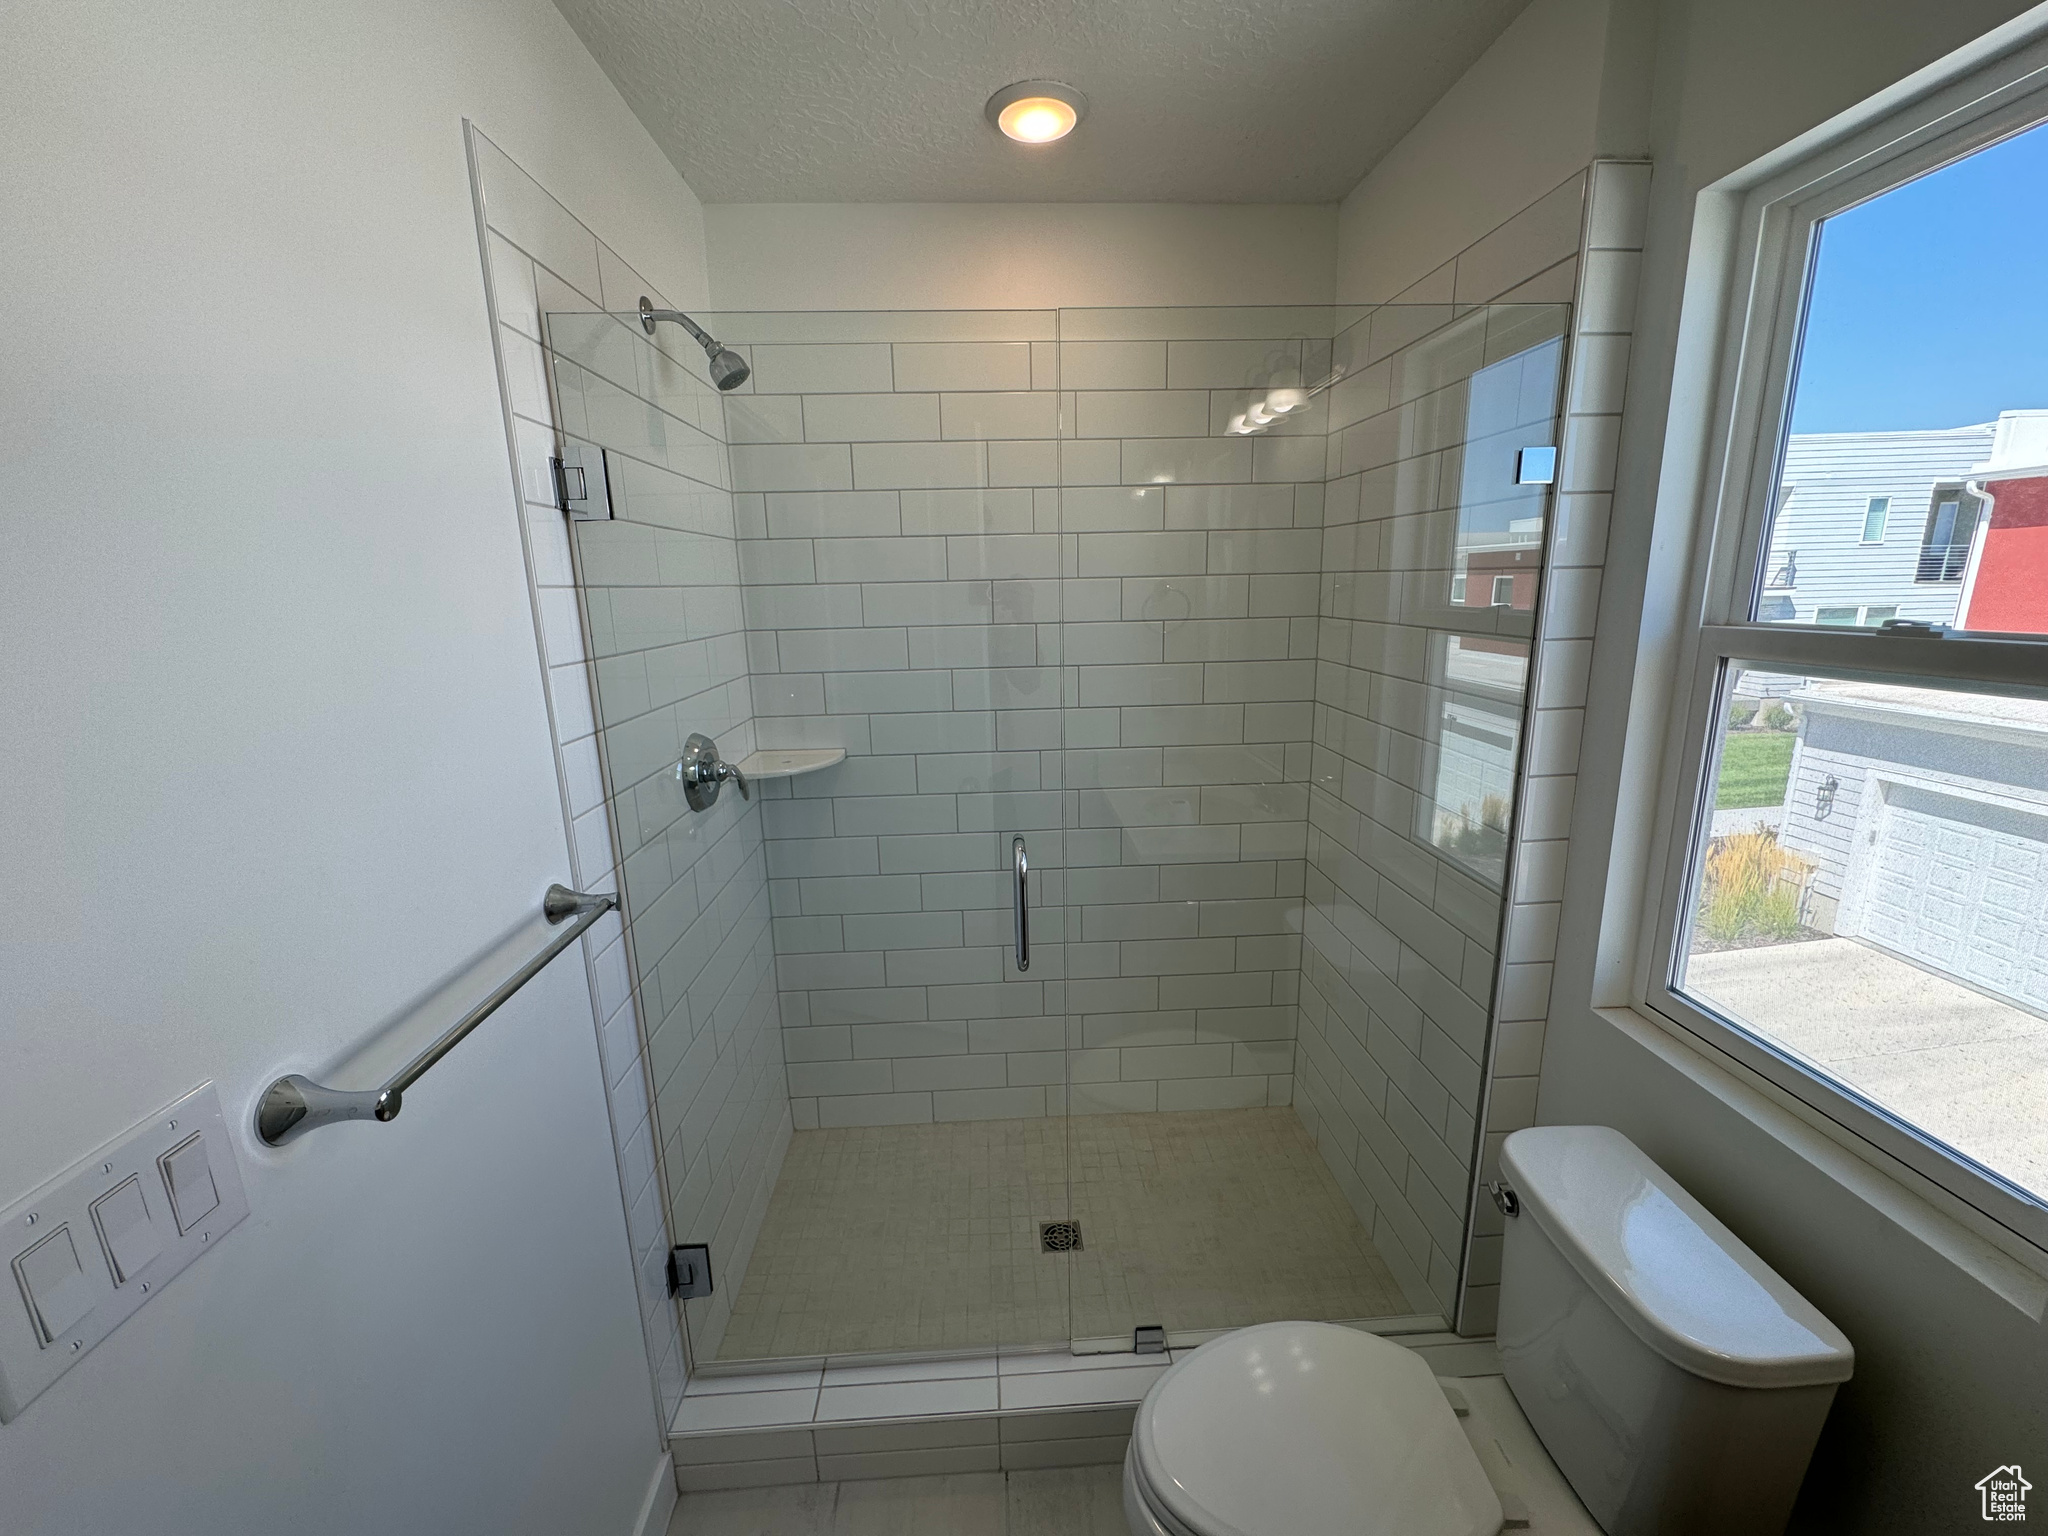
<box><xmin>1495</xmin><ymin>1126</ymin><xmax>1853</xmax><ymax>1536</ymax></box>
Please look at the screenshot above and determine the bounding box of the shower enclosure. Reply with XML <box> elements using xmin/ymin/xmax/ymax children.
<box><xmin>540</xmin><ymin>297</ymin><xmax>1569</xmax><ymax>1367</ymax></box>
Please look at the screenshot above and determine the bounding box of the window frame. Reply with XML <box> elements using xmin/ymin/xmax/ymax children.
<box><xmin>1641</xmin><ymin>50</ymin><xmax>2048</xmax><ymax>1255</ymax></box>
<box><xmin>1860</xmin><ymin>494</ymin><xmax>1890</xmax><ymax>544</ymax></box>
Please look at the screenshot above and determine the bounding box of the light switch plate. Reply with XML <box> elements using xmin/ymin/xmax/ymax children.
<box><xmin>0</xmin><ymin>1083</ymin><xmax>249</xmax><ymax>1422</ymax></box>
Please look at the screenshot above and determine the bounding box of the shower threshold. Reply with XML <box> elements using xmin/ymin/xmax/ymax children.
<box><xmin>669</xmin><ymin>1322</ymin><xmax>1492</xmax><ymax>1490</ymax></box>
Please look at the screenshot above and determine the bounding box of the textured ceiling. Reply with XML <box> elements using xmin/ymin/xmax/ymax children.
<box><xmin>551</xmin><ymin>0</ymin><xmax>1532</xmax><ymax>203</ymax></box>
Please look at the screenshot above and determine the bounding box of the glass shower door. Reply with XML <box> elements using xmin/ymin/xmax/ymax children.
<box><xmin>610</xmin><ymin>307</ymin><xmax>1077</xmax><ymax>1359</ymax></box>
<box><xmin>1053</xmin><ymin>305</ymin><xmax>1340</xmax><ymax>1347</ymax></box>
<box><xmin>1055</xmin><ymin>302</ymin><xmax>1568</xmax><ymax>1347</ymax></box>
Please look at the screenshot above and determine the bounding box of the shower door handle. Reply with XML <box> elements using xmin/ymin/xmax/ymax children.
<box><xmin>1012</xmin><ymin>835</ymin><xmax>1030</xmax><ymax>974</ymax></box>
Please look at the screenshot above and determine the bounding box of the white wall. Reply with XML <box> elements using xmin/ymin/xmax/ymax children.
<box><xmin>1333</xmin><ymin>0</ymin><xmax>1639</xmax><ymax>304</ymax></box>
<box><xmin>705</xmin><ymin>203</ymin><xmax>1338</xmax><ymax>310</ymax></box>
<box><xmin>0</xmin><ymin>2</ymin><xmax>710</xmax><ymax>1532</ymax></box>
<box><xmin>1543</xmin><ymin>0</ymin><xmax>2048</xmax><ymax>1528</ymax></box>
<box><xmin>1316</xmin><ymin>0</ymin><xmax>2048</xmax><ymax>1519</ymax></box>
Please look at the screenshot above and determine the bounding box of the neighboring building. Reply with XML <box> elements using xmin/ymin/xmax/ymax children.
<box><xmin>1759</xmin><ymin>422</ymin><xmax>1997</xmax><ymax>627</ymax></box>
<box><xmin>1774</xmin><ymin>679</ymin><xmax>2048</xmax><ymax>1015</ymax></box>
<box><xmin>1958</xmin><ymin>408</ymin><xmax>2048</xmax><ymax>633</ymax></box>
<box><xmin>1736</xmin><ymin>411</ymin><xmax>2048</xmax><ymax>700</ymax></box>
<box><xmin>1735</xmin><ymin>414</ymin><xmax>2048</xmax><ymax>1014</ymax></box>
<box><xmin>1451</xmin><ymin>516</ymin><xmax>1543</xmax><ymax>644</ymax></box>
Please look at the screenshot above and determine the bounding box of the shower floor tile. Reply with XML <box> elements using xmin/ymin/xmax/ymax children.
<box><xmin>714</xmin><ymin>1108</ymin><xmax>1413</xmax><ymax>1361</ymax></box>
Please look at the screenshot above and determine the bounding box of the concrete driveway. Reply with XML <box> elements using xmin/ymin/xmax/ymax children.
<box><xmin>1686</xmin><ymin>937</ymin><xmax>2048</xmax><ymax>1199</ymax></box>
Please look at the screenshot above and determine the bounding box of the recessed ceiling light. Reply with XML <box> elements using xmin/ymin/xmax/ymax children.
<box><xmin>986</xmin><ymin>80</ymin><xmax>1087</xmax><ymax>144</ymax></box>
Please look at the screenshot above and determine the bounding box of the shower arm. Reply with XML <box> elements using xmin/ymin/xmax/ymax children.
<box><xmin>639</xmin><ymin>297</ymin><xmax>716</xmax><ymax>350</ymax></box>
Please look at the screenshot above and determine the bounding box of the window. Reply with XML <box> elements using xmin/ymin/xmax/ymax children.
<box><xmin>1490</xmin><ymin>574</ymin><xmax>1515</xmax><ymax>607</ymax></box>
<box><xmin>1450</xmin><ymin>574</ymin><xmax>1468</xmax><ymax>604</ymax></box>
<box><xmin>1653</xmin><ymin>75</ymin><xmax>2048</xmax><ymax>1249</ymax></box>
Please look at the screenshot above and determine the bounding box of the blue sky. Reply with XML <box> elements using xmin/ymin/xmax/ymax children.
<box><xmin>1790</xmin><ymin>120</ymin><xmax>2048</xmax><ymax>433</ymax></box>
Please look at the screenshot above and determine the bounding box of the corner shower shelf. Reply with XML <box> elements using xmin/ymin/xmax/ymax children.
<box><xmin>735</xmin><ymin>747</ymin><xmax>846</xmax><ymax>781</ymax></box>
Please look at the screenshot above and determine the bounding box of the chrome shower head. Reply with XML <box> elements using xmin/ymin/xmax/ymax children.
<box><xmin>707</xmin><ymin>347</ymin><xmax>751</xmax><ymax>391</ymax></box>
<box><xmin>639</xmin><ymin>296</ymin><xmax>751</xmax><ymax>392</ymax></box>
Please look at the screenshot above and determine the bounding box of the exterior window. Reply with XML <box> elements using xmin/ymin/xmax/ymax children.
<box><xmin>1490</xmin><ymin>574</ymin><xmax>1515</xmax><ymax>607</ymax></box>
<box><xmin>1657</xmin><ymin>99</ymin><xmax>2048</xmax><ymax>1245</ymax></box>
<box><xmin>1450</xmin><ymin>574</ymin><xmax>1468</xmax><ymax>604</ymax></box>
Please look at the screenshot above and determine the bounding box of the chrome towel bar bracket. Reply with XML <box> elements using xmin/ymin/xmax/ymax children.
<box><xmin>256</xmin><ymin>884</ymin><xmax>617</xmax><ymax>1147</ymax></box>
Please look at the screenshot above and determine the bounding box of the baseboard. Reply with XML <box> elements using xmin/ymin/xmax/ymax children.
<box><xmin>633</xmin><ymin>1451</ymin><xmax>677</xmax><ymax>1536</ymax></box>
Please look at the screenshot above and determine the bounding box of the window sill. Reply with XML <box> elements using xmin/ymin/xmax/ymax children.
<box><xmin>1592</xmin><ymin>1004</ymin><xmax>2048</xmax><ymax>1320</ymax></box>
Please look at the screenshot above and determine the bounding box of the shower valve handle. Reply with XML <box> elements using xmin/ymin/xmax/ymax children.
<box><xmin>678</xmin><ymin>732</ymin><xmax>749</xmax><ymax>812</ymax></box>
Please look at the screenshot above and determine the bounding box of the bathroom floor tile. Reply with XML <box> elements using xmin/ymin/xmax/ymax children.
<box><xmin>667</xmin><ymin>1477</ymin><xmax>839</xmax><ymax>1536</ymax></box>
<box><xmin>667</xmin><ymin>1467</ymin><xmax>1121</xmax><ymax>1536</ymax></box>
<box><xmin>1006</xmin><ymin>1464</ymin><xmax>1129</xmax><ymax>1535</ymax></box>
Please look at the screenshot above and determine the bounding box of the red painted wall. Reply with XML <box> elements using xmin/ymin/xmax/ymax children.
<box><xmin>1961</xmin><ymin>475</ymin><xmax>2048</xmax><ymax>633</ymax></box>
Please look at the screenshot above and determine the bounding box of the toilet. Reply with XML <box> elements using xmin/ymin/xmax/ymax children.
<box><xmin>1123</xmin><ymin>1126</ymin><xmax>1854</xmax><ymax>1536</ymax></box>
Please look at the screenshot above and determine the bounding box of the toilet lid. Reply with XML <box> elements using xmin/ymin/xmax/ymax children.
<box><xmin>1134</xmin><ymin>1322</ymin><xmax>1503</xmax><ymax>1536</ymax></box>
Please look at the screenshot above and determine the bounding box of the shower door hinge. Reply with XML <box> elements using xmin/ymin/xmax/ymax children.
<box><xmin>1133</xmin><ymin>1324</ymin><xmax>1166</xmax><ymax>1355</ymax></box>
<box><xmin>552</xmin><ymin>442</ymin><xmax>613</xmax><ymax>521</ymax></box>
<box><xmin>667</xmin><ymin>1243</ymin><xmax>713</xmax><ymax>1300</ymax></box>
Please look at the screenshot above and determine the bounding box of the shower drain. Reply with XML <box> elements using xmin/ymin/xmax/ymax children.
<box><xmin>1039</xmin><ymin>1220</ymin><xmax>1083</xmax><ymax>1253</ymax></box>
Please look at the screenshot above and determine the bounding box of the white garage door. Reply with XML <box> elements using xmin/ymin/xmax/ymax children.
<box><xmin>1859</xmin><ymin>785</ymin><xmax>2048</xmax><ymax>1013</ymax></box>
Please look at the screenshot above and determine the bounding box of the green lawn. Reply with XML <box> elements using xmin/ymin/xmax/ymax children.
<box><xmin>1716</xmin><ymin>730</ymin><xmax>1795</xmax><ymax>809</ymax></box>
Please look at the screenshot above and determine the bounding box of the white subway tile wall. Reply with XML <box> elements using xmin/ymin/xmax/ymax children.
<box><xmin>472</xmin><ymin>126</ymin><xmax>789</xmax><ymax>1392</ymax></box>
<box><xmin>1293</xmin><ymin>173</ymin><xmax>1585</xmax><ymax>1319</ymax></box>
<box><xmin>713</xmin><ymin>313</ymin><xmax>1066</xmax><ymax>1138</ymax></box>
<box><xmin>1052</xmin><ymin>314</ymin><xmax>1328</xmax><ymax>1129</ymax></box>
<box><xmin>701</xmin><ymin>310</ymin><xmax>1331</xmax><ymax>1132</ymax></box>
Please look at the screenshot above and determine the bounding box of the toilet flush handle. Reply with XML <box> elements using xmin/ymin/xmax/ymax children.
<box><xmin>1488</xmin><ymin>1181</ymin><xmax>1520</xmax><ymax>1218</ymax></box>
